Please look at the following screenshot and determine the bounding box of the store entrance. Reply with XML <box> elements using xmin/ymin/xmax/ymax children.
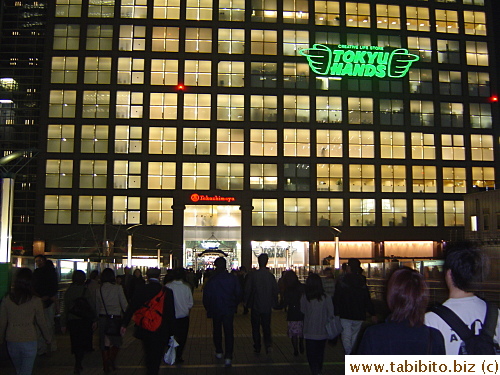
<box><xmin>183</xmin><ymin>205</ymin><xmax>241</xmax><ymax>270</ymax></box>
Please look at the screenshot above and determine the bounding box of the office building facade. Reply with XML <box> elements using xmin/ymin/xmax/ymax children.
<box><xmin>32</xmin><ymin>0</ymin><xmax>499</xmax><ymax>268</ymax></box>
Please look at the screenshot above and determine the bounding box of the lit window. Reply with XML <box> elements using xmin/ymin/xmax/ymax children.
<box><xmin>409</xmin><ymin>69</ymin><xmax>432</xmax><ymax>94</ymax></box>
<box><xmin>55</xmin><ymin>0</ymin><xmax>82</xmax><ymax>18</ymax></box>
<box><xmin>53</xmin><ymin>24</ymin><xmax>80</xmax><ymax>50</ymax></box>
<box><xmin>185</xmin><ymin>60</ymin><xmax>212</xmax><ymax>86</ymax></box>
<box><xmin>150</xmin><ymin>93</ymin><xmax>177</xmax><ymax>120</ymax></box>
<box><xmin>440</xmin><ymin>102</ymin><xmax>463</xmax><ymax>128</ymax></box>
<box><xmin>115</xmin><ymin>126</ymin><xmax>142</xmax><ymax>154</ymax></box>
<box><xmin>117</xmin><ymin>58</ymin><xmax>144</xmax><ymax>85</ymax></box>
<box><xmin>119</xmin><ymin>25</ymin><xmax>146</xmax><ymax>51</ymax></box>
<box><xmin>216</xmin><ymin>163</ymin><xmax>244</xmax><ymax>190</ymax></box>
<box><xmin>78</xmin><ymin>196</ymin><xmax>106</xmax><ymax>224</ymax></box>
<box><xmin>251</xmin><ymin>0</ymin><xmax>277</xmax><ymax>23</ymax></box>
<box><xmin>469</xmin><ymin>103</ymin><xmax>492</xmax><ymax>129</ymax></box>
<box><xmin>314</xmin><ymin>1</ymin><xmax>340</xmax><ymax>26</ymax></box>
<box><xmin>121</xmin><ymin>0</ymin><xmax>147</xmax><ymax>18</ymax></box>
<box><xmin>152</xmin><ymin>27</ymin><xmax>179</xmax><ymax>52</ymax></box>
<box><xmin>284</xmin><ymin>198</ymin><xmax>310</xmax><ymax>226</ymax></box>
<box><xmin>250</xmin><ymin>95</ymin><xmax>277</xmax><ymax>122</ymax></box>
<box><xmin>376</xmin><ymin>4</ymin><xmax>400</xmax><ymax>30</ymax></box>
<box><xmin>316</xmin><ymin>97</ymin><xmax>341</xmax><ymax>124</ymax></box>
<box><xmin>413</xmin><ymin>199</ymin><xmax>438</xmax><ymax>227</ymax></box>
<box><xmin>317</xmin><ymin>198</ymin><xmax>343</xmax><ymax>227</ymax></box>
<box><xmin>82</xmin><ymin>90</ymin><xmax>110</xmax><ymax>118</ymax></box>
<box><xmin>218</xmin><ymin>29</ymin><xmax>245</xmax><ymax>54</ymax></box>
<box><xmin>218</xmin><ymin>61</ymin><xmax>245</xmax><ymax>87</ymax></box>
<box><xmin>472</xmin><ymin>167</ymin><xmax>494</xmax><ymax>188</ymax></box>
<box><xmin>470</xmin><ymin>134</ymin><xmax>494</xmax><ymax>161</ymax></box>
<box><xmin>250</xmin><ymin>164</ymin><xmax>277</xmax><ymax>190</ymax></box>
<box><xmin>46</xmin><ymin>160</ymin><xmax>73</xmax><ymax>188</ymax></box>
<box><xmin>443</xmin><ymin>167</ymin><xmax>466</xmax><ymax>194</ymax></box>
<box><xmin>284</xmin><ymin>164</ymin><xmax>310</xmax><ymax>191</ymax></box>
<box><xmin>219</xmin><ymin>0</ymin><xmax>245</xmax><ymax>21</ymax></box>
<box><xmin>437</xmin><ymin>40</ymin><xmax>460</xmax><ymax>64</ymax></box>
<box><xmin>410</xmin><ymin>100</ymin><xmax>434</xmax><ymax>126</ymax></box>
<box><xmin>89</xmin><ymin>0</ymin><xmax>115</xmax><ymax>18</ymax></box>
<box><xmin>283</xmin><ymin>0</ymin><xmax>309</xmax><ymax>24</ymax></box>
<box><xmin>284</xmin><ymin>95</ymin><xmax>309</xmax><ymax>122</ymax></box>
<box><xmin>151</xmin><ymin>59</ymin><xmax>178</xmax><ymax>85</ymax></box>
<box><xmin>182</xmin><ymin>163</ymin><xmax>210</xmax><ymax>190</ymax></box>
<box><xmin>411</xmin><ymin>133</ymin><xmax>435</xmax><ymax>160</ymax></box>
<box><xmin>350</xmin><ymin>199</ymin><xmax>375</xmax><ymax>226</ymax></box>
<box><xmin>349</xmin><ymin>164</ymin><xmax>375</xmax><ymax>192</ymax></box>
<box><xmin>408</xmin><ymin>36</ymin><xmax>431</xmax><ymax>62</ymax></box>
<box><xmin>79</xmin><ymin>160</ymin><xmax>107</xmax><ymax>188</ymax></box>
<box><xmin>186</xmin><ymin>0</ymin><xmax>213</xmax><ymax>20</ymax></box>
<box><xmin>441</xmin><ymin>134</ymin><xmax>465</xmax><ymax>161</ymax></box>
<box><xmin>382</xmin><ymin>199</ymin><xmax>407</xmax><ymax>227</ymax></box>
<box><xmin>406</xmin><ymin>6</ymin><xmax>430</xmax><ymax>32</ymax></box>
<box><xmin>185</xmin><ymin>28</ymin><xmax>212</xmax><ymax>53</ymax></box>
<box><xmin>468</xmin><ymin>72</ymin><xmax>490</xmax><ymax>97</ymax></box>
<box><xmin>216</xmin><ymin>93</ymin><xmax>245</xmax><ymax>120</ymax></box>
<box><xmin>114</xmin><ymin>161</ymin><xmax>141</xmax><ymax>189</ymax></box>
<box><xmin>51</xmin><ymin>57</ymin><xmax>78</xmax><ymax>84</ymax></box>
<box><xmin>250</xmin><ymin>129</ymin><xmax>277</xmax><ymax>156</ymax></box>
<box><xmin>283</xmin><ymin>63</ymin><xmax>309</xmax><ymax>89</ymax></box>
<box><xmin>147</xmin><ymin>197</ymin><xmax>174</xmax><ymax>225</ymax></box>
<box><xmin>380</xmin><ymin>100</ymin><xmax>404</xmax><ymax>126</ymax></box>
<box><xmin>283</xmin><ymin>30</ymin><xmax>308</xmax><ymax>56</ymax></box>
<box><xmin>439</xmin><ymin>71</ymin><xmax>461</xmax><ymax>95</ymax></box>
<box><xmin>466</xmin><ymin>41</ymin><xmax>488</xmax><ymax>66</ymax></box>
<box><xmin>44</xmin><ymin>195</ymin><xmax>72</xmax><ymax>224</ymax></box>
<box><xmin>346</xmin><ymin>2</ymin><xmax>370</xmax><ymax>28</ymax></box>
<box><xmin>251</xmin><ymin>30</ymin><xmax>277</xmax><ymax>55</ymax></box>
<box><xmin>444</xmin><ymin>201</ymin><xmax>464</xmax><ymax>227</ymax></box>
<box><xmin>348</xmin><ymin>97</ymin><xmax>373</xmax><ymax>124</ymax></box>
<box><xmin>148</xmin><ymin>162</ymin><xmax>176</xmax><ymax>189</ymax></box>
<box><xmin>47</xmin><ymin>125</ymin><xmax>75</xmax><ymax>153</ymax></box>
<box><xmin>252</xmin><ymin>199</ymin><xmax>278</xmax><ymax>226</ymax></box>
<box><xmin>283</xmin><ymin>129</ymin><xmax>310</xmax><ymax>157</ymax></box>
<box><xmin>153</xmin><ymin>0</ymin><xmax>180</xmax><ymax>19</ymax></box>
<box><xmin>250</xmin><ymin>62</ymin><xmax>277</xmax><ymax>88</ymax></box>
<box><xmin>380</xmin><ymin>132</ymin><xmax>405</xmax><ymax>159</ymax></box>
<box><xmin>149</xmin><ymin>127</ymin><xmax>176</xmax><ymax>155</ymax></box>
<box><xmin>317</xmin><ymin>164</ymin><xmax>342</xmax><ymax>192</ymax></box>
<box><xmin>435</xmin><ymin>9</ymin><xmax>458</xmax><ymax>33</ymax></box>
<box><xmin>217</xmin><ymin>129</ymin><xmax>244</xmax><ymax>155</ymax></box>
<box><xmin>81</xmin><ymin>125</ymin><xmax>108</xmax><ymax>153</ymax></box>
<box><xmin>412</xmin><ymin>166</ymin><xmax>437</xmax><ymax>193</ymax></box>
<box><xmin>317</xmin><ymin>130</ymin><xmax>342</xmax><ymax>158</ymax></box>
<box><xmin>116</xmin><ymin>91</ymin><xmax>143</xmax><ymax>119</ymax></box>
<box><xmin>183</xmin><ymin>128</ymin><xmax>210</xmax><ymax>155</ymax></box>
<box><xmin>381</xmin><ymin>165</ymin><xmax>406</xmax><ymax>193</ymax></box>
<box><xmin>348</xmin><ymin>131</ymin><xmax>374</xmax><ymax>158</ymax></box>
<box><xmin>49</xmin><ymin>90</ymin><xmax>77</xmax><ymax>118</ymax></box>
<box><xmin>112</xmin><ymin>196</ymin><xmax>140</xmax><ymax>225</ymax></box>
<box><xmin>87</xmin><ymin>25</ymin><xmax>113</xmax><ymax>50</ymax></box>
<box><xmin>183</xmin><ymin>94</ymin><xmax>211</xmax><ymax>120</ymax></box>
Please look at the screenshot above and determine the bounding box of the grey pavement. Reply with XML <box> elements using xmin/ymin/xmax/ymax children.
<box><xmin>0</xmin><ymin>288</ymin><xmax>346</xmax><ymax>375</ymax></box>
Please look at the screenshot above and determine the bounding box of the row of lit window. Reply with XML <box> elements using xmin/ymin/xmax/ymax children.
<box><xmin>47</xmin><ymin>91</ymin><xmax>493</xmax><ymax>129</ymax></box>
<box><xmin>50</xmin><ymin>55</ymin><xmax>491</xmax><ymax>97</ymax></box>
<box><xmin>43</xmin><ymin>194</ymin><xmax>465</xmax><ymax>228</ymax></box>
<box><xmin>54</xmin><ymin>0</ymin><xmax>486</xmax><ymax>36</ymax></box>
<box><xmin>46</xmin><ymin>126</ymin><xmax>495</xmax><ymax>161</ymax></box>
<box><xmin>52</xmin><ymin>24</ymin><xmax>489</xmax><ymax>64</ymax></box>
<box><xmin>45</xmin><ymin>159</ymin><xmax>494</xmax><ymax>193</ymax></box>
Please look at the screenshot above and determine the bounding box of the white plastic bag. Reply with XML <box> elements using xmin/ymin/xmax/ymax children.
<box><xmin>164</xmin><ymin>336</ymin><xmax>179</xmax><ymax>365</ymax></box>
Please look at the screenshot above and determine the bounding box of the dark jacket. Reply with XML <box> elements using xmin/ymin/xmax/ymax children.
<box><xmin>333</xmin><ymin>273</ymin><xmax>375</xmax><ymax>320</ymax></box>
<box><xmin>122</xmin><ymin>280</ymin><xmax>175</xmax><ymax>340</ymax></box>
<box><xmin>357</xmin><ymin>320</ymin><xmax>446</xmax><ymax>355</ymax></box>
<box><xmin>203</xmin><ymin>270</ymin><xmax>242</xmax><ymax>318</ymax></box>
<box><xmin>33</xmin><ymin>265</ymin><xmax>58</xmax><ymax>307</ymax></box>
<box><xmin>244</xmin><ymin>268</ymin><xmax>279</xmax><ymax>314</ymax></box>
<box><xmin>284</xmin><ymin>283</ymin><xmax>305</xmax><ymax>322</ymax></box>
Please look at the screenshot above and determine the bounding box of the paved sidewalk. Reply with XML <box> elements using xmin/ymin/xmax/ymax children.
<box><xmin>0</xmin><ymin>288</ymin><xmax>346</xmax><ymax>375</ymax></box>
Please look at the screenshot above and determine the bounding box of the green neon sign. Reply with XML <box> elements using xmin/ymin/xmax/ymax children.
<box><xmin>299</xmin><ymin>44</ymin><xmax>419</xmax><ymax>79</ymax></box>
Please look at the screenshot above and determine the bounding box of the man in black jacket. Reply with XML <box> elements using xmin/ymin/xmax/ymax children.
<box><xmin>121</xmin><ymin>268</ymin><xmax>175</xmax><ymax>375</ymax></box>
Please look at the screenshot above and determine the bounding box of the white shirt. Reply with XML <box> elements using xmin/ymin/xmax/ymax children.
<box><xmin>425</xmin><ymin>295</ymin><xmax>500</xmax><ymax>354</ymax></box>
<box><xmin>166</xmin><ymin>280</ymin><xmax>193</xmax><ymax>319</ymax></box>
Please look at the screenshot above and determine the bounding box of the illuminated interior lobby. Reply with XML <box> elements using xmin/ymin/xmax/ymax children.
<box><xmin>24</xmin><ymin>0</ymin><xmax>499</xmax><ymax>269</ymax></box>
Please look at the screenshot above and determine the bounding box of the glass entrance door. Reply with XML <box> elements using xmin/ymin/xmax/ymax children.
<box><xmin>183</xmin><ymin>205</ymin><xmax>241</xmax><ymax>270</ymax></box>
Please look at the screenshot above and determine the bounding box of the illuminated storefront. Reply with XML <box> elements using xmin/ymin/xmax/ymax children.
<box><xmin>33</xmin><ymin>0</ymin><xmax>498</xmax><ymax>268</ymax></box>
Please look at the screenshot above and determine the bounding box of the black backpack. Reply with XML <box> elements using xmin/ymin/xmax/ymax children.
<box><xmin>69</xmin><ymin>288</ymin><xmax>95</xmax><ymax>321</ymax></box>
<box><xmin>431</xmin><ymin>302</ymin><xmax>499</xmax><ymax>355</ymax></box>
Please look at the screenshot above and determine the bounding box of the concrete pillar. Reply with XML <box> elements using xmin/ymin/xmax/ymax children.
<box><xmin>239</xmin><ymin>204</ymin><xmax>253</xmax><ymax>270</ymax></box>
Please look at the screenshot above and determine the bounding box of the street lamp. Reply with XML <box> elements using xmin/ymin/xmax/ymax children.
<box><xmin>330</xmin><ymin>227</ymin><xmax>342</xmax><ymax>269</ymax></box>
<box><xmin>126</xmin><ymin>224</ymin><xmax>142</xmax><ymax>267</ymax></box>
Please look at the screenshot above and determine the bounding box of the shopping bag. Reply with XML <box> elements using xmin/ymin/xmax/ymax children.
<box><xmin>325</xmin><ymin>315</ymin><xmax>343</xmax><ymax>340</ymax></box>
<box><xmin>164</xmin><ymin>336</ymin><xmax>179</xmax><ymax>365</ymax></box>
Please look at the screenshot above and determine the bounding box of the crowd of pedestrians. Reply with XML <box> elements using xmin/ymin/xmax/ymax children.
<box><xmin>1</xmin><ymin>242</ymin><xmax>500</xmax><ymax>375</ymax></box>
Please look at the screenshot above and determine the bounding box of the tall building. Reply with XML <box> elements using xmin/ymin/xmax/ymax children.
<box><xmin>0</xmin><ymin>1</ymin><xmax>47</xmax><ymax>254</ymax></box>
<box><xmin>30</xmin><ymin>0</ymin><xmax>499</xmax><ymax>269</ymax></box>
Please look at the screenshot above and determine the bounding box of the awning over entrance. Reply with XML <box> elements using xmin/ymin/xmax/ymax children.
<box><xmin>197</xmin><ymin>249</ymin><xmax>229</xmax><ymax>257</ymax></box>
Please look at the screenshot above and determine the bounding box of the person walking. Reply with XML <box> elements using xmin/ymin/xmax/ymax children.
<box><xmin>244</xmin><ymin>253</ymin><xmax>279</xmax><ymax>354</ymax></box>
<box><xmin>128</xmin><ymin>268</ymin><xmax>145</xmax><ymax>301</ymax></box>
<box><xmin>61</xmin><ymin>270</ymin><xmax>96</xmax><ymax>374</ymax></box>
<box><xmin>425</xmin><ymin>242</ymin><xmax>500</xmax><ymax>354</ymax></box>
<box><xmin>0</xmin><ymin>268</ymin><xmax>52</xmax><ymax>375</ymax></box>
<box><xmin>122</xmin><ymin>268</ymin><xmax>175</xmax><ymax>375</ymax></box>
<box><xmin>165</xmin><ymin>267</ymin><xmax>194</xmax><ymax>364</ymax></box>
<box><xmin>203</xmin><ymin>257</ymin><xmax>242</xmax><ymax>367</ymax></box>
<box><xmin>333</xmin><ymin>258</ymin><xmax>376</xmax><ymax>355</ymax></box>
<box><xmin>283</xmin><ymin>270</ymin><xmax>305</xmax><ymax>356</ymax></box>
<box><xmin>300</xmin><ymin>273</ymin><xmax>333</xmax><ymax>375</ymax></box>
<box><xmin>32</xmin><ymin>255</ymin><xmax>58</xmax><ymax>355</ymax></box>
<box><xmin>96</xmin><ymin>268</ymin><xmax>128</xmax><ymax>373</ymax></box>
<box><xmin>358</xmin><ymin>267</ymin><xmax>445</xmax><ymax>355</ymax></box>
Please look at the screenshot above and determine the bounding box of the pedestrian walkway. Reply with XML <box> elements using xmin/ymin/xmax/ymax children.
<box><xmin>0</xmin><ymin>288</ymin><xmax>346</xmax><ymax>375</ymax></box>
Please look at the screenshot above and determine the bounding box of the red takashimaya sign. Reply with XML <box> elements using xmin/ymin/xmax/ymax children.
<box><xmin>190</xmin><ymin>194</ymin><xmax>236</xmax><ymax>203</ymax></box>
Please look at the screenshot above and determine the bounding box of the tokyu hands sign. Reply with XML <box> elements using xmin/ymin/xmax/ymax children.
<box><xmin>299</xmin><ymin>44</ymin><xmax>419</xmax><ymax>79</ymax></box>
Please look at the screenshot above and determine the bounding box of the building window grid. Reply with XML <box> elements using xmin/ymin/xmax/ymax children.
<box><xmin>150</xmin><ymin>93</ymin><xmax>177</xmax><ymax>120</ymax></box>
<box><xmin>152</xmin><ymin>27</ymin><xmax>180</xmax><ymax>52</ymax></box>
<box><xmin>437</xmin><ymin>40</ymin><xmax>460</xmax><ymax>64</ymax></box>
<box><xmin>81</xmin><ymin>125</ymin><xmax>108</xmax><ymax>153</ymax></box>
<box><xmin>441</xmin><ymin>134</ymin><xmax>465</xmax><ymax>161</ymax></box>
<box><xmin>217</xmin><ymin>94</ymin><xmax>245</xmax><ymax>121</ymax></box>
<box><xmin>283</xmin><ymin>0</ymin><xmax>308</xmax><ymax>24</ymax></box>
<box><xmin>117</xmin><ymin>57</ymin><xmax>145</xmax><ymax>85</ymax></box>
<box><xmin>185</xmin><ymin>28</ymin><xmax>212</xmax><ymax>53</ymax></box>
<box><xmin>219</xmin><ymin>0</ymin><xmax>245</xmax><ymax>22</ymax></box>
<box><xmin>250</xmin><ymin>164</ymin><xmax>277</xmax><ymax>191</ymax></box>
<box><xmin>46</xmin><ymin>160</ymin><xmax>73</xmax><ymax>188</ymax></box>
<box><xmin>88</xmin><ymin>0</ymin><xmax>115</xmax><ymax>18</ymax></box>
<box><xmin>151</xmin><ymin>59</ymin><xmax>178</xmax><ymax>86</ymax></box>
<box><xmin>381</xmin><ymin>165</ymin><xmax>406</xmax><ymax>193</ymax></box>
<box><xmin>464</xmin><ymin>10</ymin><xmax>486</xmax><ymax>36</ymax></box>
<box><xmin>443</xmin><ymin>201</ymin><xmax>465</xmax><ymax>227</ymax></box>
<box><xmin>406</xmin><ymin>6</ymin><xmax>431</xmax><ymax>32</ymax></box>
<box><xmin>55</xmin><ymin>0</ymin><xmax>82</xmax><ymax>17</ymax></box>
<box><xmin>350</xmin><ymin>198</ymin><xmax>375</xmax><ymax>227</ymax></box>
<box><xmin>182</xmin><ymin>163</ymin><xmax>210</xmax><ymax>190</ymax></box>
<box><xmin>345</xmin><ymin>2</ymin><xmax>371</xmax><ymax>28</ymax></box>
<box><xmin>183</xmin><ymin>128</ymin><xmax>210</xmax><ymax>155</ymax></box>
<box><xmin>49</xmin><ymin>90</ymin><xmax>77</xmax><ymax>118</ymax></box>
<box><xmin>84</xmin><ymin>57</ymin><xmax>112</xmax><ymax>84</ymax></box>
<box><xmin>440</xmin><ymin>102</ymin><xmax>463</xmax><ymax>128</ymax></box>
<box><xmin>413</xmin><ymin>199</ymin><xmax>438</xmax><ymax>227</ymax></box>
<box><xmin>410</xmin><ymin>100</ymin><xmax>434</xmax><ymax>127</ymax></box>
<box><xmin>284</xmin><ymin>198</ymin><xmax>310</xmax><ymax>226</ymax></box>
<box><xmin>317</xmin><ymin>164</ymin><xmax>342</xmax><ymax>192</ymax></box>
<box><xmin>216</xmin><ymin>163</ymin><xmax>244</xmax><ymax>190</ymax></box>
<box><xmin>82</xmin><ymin>90</ymin><xmax>110</xmax><ymax>119</ymax></box>
<box><xmin>186</xmin><ymin>0</ymin><xmax>213</xmax><ymax>20</ymax></box>
<box><xmin>466</xmin><ymin>41</ymin><xmax>488</xmax><ymax>66</ymax></box>
<box><xmin>380</xmin><ymin>132</ymin><xmax>405</xmax><ymax>159</ymax></box>
<box><xmin>149</xmin><ymin>127</ymin><xmax>176</xmax><ymax>155</ymax></box>
<box><xmin>251</xmin><ymin>30</ymin><xmax>277</xmax><ymax>55</ymax></box>
<box><xmin>119</xmin><ymin>25</ymin><xmax>146</xmax><ymax>51</ymax></box>
<box><xmin>153</xmin><ymin>0</ymin><xmax>180</xmax><ymax>20</ymax></box>
<box><xmin>78</xmin><ymin>196</ymin><xmax>106</xmax><ymax>224</ymax></box>
<box><xmin>435</xmin><ymin>9</ymin><xmax>459</xmax><ymax>33</ymax></box>
<box><xmin>53</xmin><ymin>24</ymin><xmax>80</xmax><ymax>50</ymax></box>
<box><xmin>250</xmin><ymin>129</ymin><xmax>278</xmax><ymax>156</ymax></box>
<box><xmin>283</xmin><ymin>63</ymin><xmax>309</xmax><ymax>89</ymax></box>
<box><xmin>470</xmin><ymin>103</ymin><xmax>492</xmax><ymax>129</ymax></box>
<box><xmin>408</xmin><ymin>37</ymin><xmax>432</xmax><ymax>63</ymax></box>
<box><xmin>219</xmin><ymin>61</ymin><xmax>245</xmax><ymax>87</ymax></box>
<box><xmin>217</xmin><ymin>129</ymin><xmax>244</xmax><ymax>156</ymax></box>
<box><xmin>412</xmin><ymin>166</ymin><xmax>437</xmax><ymax>193</ymax></box>
<box><xmin>47</xmin><ymin>125</ymin><xmax>75</xmax><ymax>153</ymax></box>
<box><xmin>250</xmin><ymin>62</ymin><xmax>277</xmax><ymax>88</ymax></box>
<box><xmin>317</xmin><ymin>198</ymin><xmax>343</xmax><ymax>227</ymax></box>
<box><xmin>218</xmin><ymin>29</ymin><xmax>245</xmax><ymax>54</ymax></box>
<box><xmin>79</xmin><ymin>160</ymin><xmax>107</xmax><ymax>188</ymax></box>
<box><xmin>114</xmin><ymin>161</ymin><xmax>141</xmax><ymax>189</ymax></box>
<box><xmin>317</xmin><ymin>130</ymin><xmax>342</xmax><ymax>158</ymax></box>
<box><xmin>121</xmin><ymin>0</ymin><xmax>147</xmax><ymax>19</ymax></box>
<box><xmin>411</xmin><ymin>133</ymin><xmax>435</xmax><ymax>160</ymax></box>
<box><xmin>112</xmin><ymin>196</ymin><xmax>141</xmax><ymax>225</ymax></box>
<box><xmin>87</xmin><ymin>25</ymin><xmax>113</xmax><ymax>50</ymax></box>
<box><xmin>380</xmin><ymin>99</ymin><xmax>404</xmax><ymax>126</ymax></box>
<box><xmin>115</xmin><ymin>125</ymin><xmax>142</xmax><ymax>154</ymax></box>
<box><xmin>382</xmin><ymin>199</ymin><xmax>407</xmax><ymax>227</ymax></box>
<box><xmin>409</xmin><ymin>69</ymin><xmax>433</xmax><ymax>94</ymax></box>
<box><xmin>443</xmin><ymin>167</ymin><xmax>466</xmax><ymax>194</ymax></box>
<box><xmin>316</xmin><ymin>97</ymin><xmax>341</xmax><ymax>124</ymax></box>
<box><xmin>472</xmin><ymin>167</ymin><xmax>495</xmax><ymax>188</ymax></box>
<box><xmin>468</xmin><ymin>72</ymin><xmax>490</xmax><ymax>97</ymax></box>
<box><xmin>283</xmin><ymin>95</ymin><xmax>309</xmax><ymax>123</ymax></box>
<box><xmin>185</xmin><ymin>60</ymin><xmax>212</xmax><ymax>86</ymax></box>
<box><xmin>284</xmin><ymin>163</ymin><xmax>310</xmax><ymax>192</ymax></box>
<box><xmin>252</xmin><ymin>199</ymin><xmax>278</xmax><ymax>226</ymax></box>
<box><xmin>283</xmin><ymin>128</ymin><xmax>310</xmax><ymax>157</ymax></box>
<box><xmin>376</xmin><ymin>4</ymin><xmax>400</xmax><ymax>30</ymax></box>
<box><xmin>51</xmin><ymin>56</ymin><xmax>78</xmax><ymax>84</ymax></box>
<box><xmin>314</xmin><ymin>1</ymin><xmax>340</xmax><ymax>26</ymax></box>
<box><xmin>116</xmin><ymin>91</ymin><xmax>143</xmax><ymax>119</ymax></box>
<box><xmin>348</xmin><ymin>97</ymin><xmax>373</xmax><ymax>125</ymax></box>
<box><xmin>349</xmin><ymin>131</ymin><xmax>374</xmax><ymax>158</ymax></box>
<box><xmin>250</xmin><ymin>95</ymin><xmax>277</xmax><ymax>122</ymax></box>
<box><xmin>470</xmin><ymin>134</ymin><xmax>494</xmax><ymax>161</ymax></box>
<box><xmin>184</xmin><ymin>93</ymin><xmax>211</xmax><ymax>120</ymax></box>
<box><xmin>439</xmin><ymin>71</ymin><xmax>462</xmax><ymax>96</ymax></box>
